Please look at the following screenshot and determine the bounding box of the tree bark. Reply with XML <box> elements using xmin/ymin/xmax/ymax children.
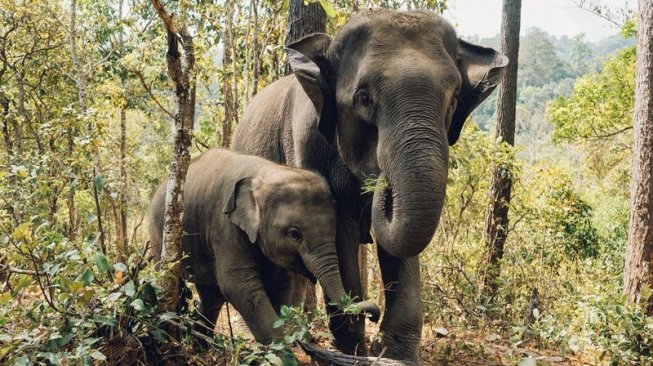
<box><xmin>221</xmin><ymin>2</ymin><xmax>235</xmax><ymax>148</ymax></box>
<box><xmin>284</xmin><ymin>0</ymin><xmax>327</xmax><ymax>75</ymax></box>
<box><xmin>482</xmin><ymin>0</ymin><xmax>521</xmax><ymax>299</ymax></box>
<box><xmin>118</xmin><ymin>106</ymin><xmax>128</xmax><ymax>261</ymax></box>
<box><xmin>69</xmin><ymin>0</ymin><xmax>86</xmax><ymax>112</ymax></box>
<box><xmin>624</xmin><ymin>0</ymin><xmax>653</xmax><ymax>313</ymax></box>
<box><xmin>117</xmin><ymin>0</ymin><xmax>129</xmax><ymax>262</ymax></box>
<box><xmin>151</xmin><ymin>0</ymin><xmax>196</xmax><ymax>314</ymax></box>
<box><xmin>251</xmin><ymin>0</ymin><xmax>260</xmax><ymax>98</ymax></box>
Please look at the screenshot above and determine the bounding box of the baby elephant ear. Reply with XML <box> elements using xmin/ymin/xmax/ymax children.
<box><xmin>222</xmin><ymin>177</ymin><xmax>260</xmax><ymax>244</ymax></box>
<box><xmin>285</xmin><ymin>33</ymin><xmax>335</xmax><ymax>143</ymax></box>
<box><xmin>449</xmin><ymin>39</ymin><xmax>509</xmax><ymax>145</ymax></box>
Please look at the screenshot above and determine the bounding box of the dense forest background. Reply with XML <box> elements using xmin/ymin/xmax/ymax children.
<box><xmin>0</xmin><ymin>0</ymin><xmax>649</xmax><ymax>365</ymax></box>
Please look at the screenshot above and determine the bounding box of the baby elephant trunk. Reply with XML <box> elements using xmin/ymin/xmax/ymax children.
<box><xmin>304</xmin><ymin>243</ymin><xmax>380</xmax><ymax>323</ymax></box>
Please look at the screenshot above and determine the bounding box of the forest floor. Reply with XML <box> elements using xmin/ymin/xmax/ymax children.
<box><xmin>213</xmin><ymin>310</ymin><xmax>597</xmax><ymax>366</ymax></box>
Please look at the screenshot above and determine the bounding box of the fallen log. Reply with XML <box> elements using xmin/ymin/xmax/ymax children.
<box><xmin>298</xmin><ymin>341</ymin><xmax>417</xmax><ymax>366</ymax></box>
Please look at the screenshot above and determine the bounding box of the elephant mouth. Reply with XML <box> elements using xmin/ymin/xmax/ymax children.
<box><xmin>289</xmin><ymin>258</ymin><xmax>317</xmax><ymax>284</ymax></box>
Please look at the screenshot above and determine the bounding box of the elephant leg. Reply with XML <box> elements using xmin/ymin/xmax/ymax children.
<box><xmin>327</xmin><ymin>212</ymin><xmax>367</xmax><ymax>356</ymax></box>
<box><xmin>284</xmin><ymin>273</ymin><xmax>317</xmax><ymax>311</ymax></box>
<box><xmin>195</xmin><ymin>283</ymin><xmax>224</xmax><ymax>335</ymax></box>
<box><xmin>371</xmin><ymin>245</ymin><xmax>422</xmax><ymax>363</ymax></box>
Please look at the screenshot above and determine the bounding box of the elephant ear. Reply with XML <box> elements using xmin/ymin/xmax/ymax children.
<box><xmin>286</xmin><ymin>33</ymin><xmax>336</xmax><ymax>143</ymax></box>
<box><xmin>449</xmin><ymin>39</ymin><xmax>509</xmax><ymax>145</ymax></box>
<box><xmin>222</xmin><ymin>177</ymin><xmax>260</xmax><ymax>244</ymax></box>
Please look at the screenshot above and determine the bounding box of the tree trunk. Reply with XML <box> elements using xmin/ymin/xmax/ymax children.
<box><xmin>283</xmin><ymin>0</ymin><xmax>328</xmax><ymax>312</ymax></box>
<box><xmin>116</xmin><ymin>0</ymin><xmax>129</xmax><ymax>262</ymax></box>
<box><xmin>284</xmin><ymin>0</ymin><xmax>326</xmax><ymax>75</ymax></box>
<box><xmin>118</xmin><ymin>106</ymin><xmax>128</xmax><ymax>261</ymax></box>
<box><xmin>482</xmin><ymin>0</ymin><xmax>521</xmax><ymax>300</ymax></box>
<box><xmin>69</xmin><ymin>0</ymin><xmax>86</xmax><ymax>112</ymax></box>
<box><xmin>624</xmin><ymin>0</ymin><xmax>653</xmax><ymax>314</ymax></box>
<box><xmin>251</xmin><ymin>0</ymin><xmax>260</xmax><ymax>98</ymax></box>
<box><xmin>221</xmin><ymin>2</ymin><xmax>235</xmax><ymax>148</ymax></box>
<box><xmin>14</xmin><ymin>71</ymin><xmax>24</xmax><ymax>161</ymax></box>
<box><xmin>151</xmin><ymin>0</ymin><xmax>196</xmax><ymax>315</ymax></box>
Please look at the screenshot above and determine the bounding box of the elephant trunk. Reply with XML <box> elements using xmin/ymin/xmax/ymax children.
<box><xmin>372</xmin><ymin>108</ymin><xmax>449</xmax><ymax>258</ymax></box>
<box><xmin>304</xmin><ymin>243</ymin><xmax>380</xmax><ymax>322</ymax></box>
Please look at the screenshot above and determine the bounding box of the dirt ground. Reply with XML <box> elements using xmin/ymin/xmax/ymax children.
<box><xmin>213</xmin><ymin>307</ymin><xmax>596</xmax><ymax>366</ymax></box>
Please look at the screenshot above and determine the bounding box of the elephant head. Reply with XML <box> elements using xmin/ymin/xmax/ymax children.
<box><xmin>287</xmin><ymin>9</ymin><xmax>508</xmax><ymax>258</ymax></box>
<box><xmin>222</xmin><ymin>170</ymin><xmax>380</xmax><ymax>321</ymax></box>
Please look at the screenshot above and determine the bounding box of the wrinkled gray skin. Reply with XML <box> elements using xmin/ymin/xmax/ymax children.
<box><xmin>232</xmin><ymin>9</ymin><xmax>508</xmax><ymax>361</ymax></box>
<box><xmin>148</xmin><ymin>149</ymin><xmax>380</xmax><ymax>344</ymax></box>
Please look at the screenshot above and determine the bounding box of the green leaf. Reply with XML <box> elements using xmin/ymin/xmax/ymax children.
<box><xmin>273</xmin><ymin>319</ymin><xmax>285</xmax><ymax>329</ymax></box>
<box><xmin>94</xmin><ymin>173</ymin><xmax>104</xmax><ymax>192</ymax></box>
<box><xmin>318</xmin><ymin>0</ymin><xmax>336</xmax><ymax>17</ymax></box>
<box><xmin>79</xmin><ymin>268</ymin><xmax>94</xmax><ymax>286</ymax></box>
<box><xmin>141</xmin><ymin>283</ymin><xmax>158</xmax><ymax>305</ymax></box>
<box><xmin>130</xmin><ymin>299</ymin><xmax>146</xmax><ymax>311</ymax></box>
<box><xmin>282</xmin><ymin>353</ymin><xmax>298</xmax><ymax>366</ymax></box>
<box><xmin>14</xmin><ymin>355</ymin><xmax>31</xmax><ymax>366</ymax></box>
<box><xmin>150</xmin><ymin>329</ymin><xmax>168</xmax><ymax>342</ymax></box>
<box><xmin>90</xmin><ymin>350</ymin><xmax>107</xmax><ymax>361</ymax></box>
<box><xmin>123</xmin><ymin>280</ymin><xmax>136</xmax><ymax>297</ymax></box>
<box><xmin>95</xmin><ymin>253</ymin><xmax>110</xmax><ymax>273</ymax></box>
<box><xmin>159</xmin><ymin>312</ymin><xmax>177</xmax><ymax>321</ymax></box>
<box><xmin>265</xmin><ymin>353</ymin><xmax>284</xmax><ymax>366</ymax></box>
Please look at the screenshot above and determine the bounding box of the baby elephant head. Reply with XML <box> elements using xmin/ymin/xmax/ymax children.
<box><xmin>222</xmin><ymin>169</ymin><xmax>380</xmax><ymax>322</ymax></box>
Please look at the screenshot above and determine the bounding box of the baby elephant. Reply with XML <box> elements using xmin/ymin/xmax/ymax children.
<box><xmin>148</xmin><ymin>148</ymin><xmax>379</xmax><ymax>344</ymax></box>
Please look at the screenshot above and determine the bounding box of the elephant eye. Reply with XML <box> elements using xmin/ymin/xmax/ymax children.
<box><xmin>287</xmin><ymin>227</ymin><xmax>303</xmax><ymax>242</ymax></box>
<box><xmin>354</xmin><ymin>88</ymin><xmax>372</xmax><ymax>108</ymax></box>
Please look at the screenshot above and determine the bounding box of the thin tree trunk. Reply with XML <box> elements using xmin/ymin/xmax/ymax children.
<box><xmin>92</xmin><ymin>167</ymin><xmax>107</xmax><ymax>254</ymax></box>
<box><xmin>251</xmin><ymin>0</ymin><xmax>259</xmax><ymax>98</ymax></box>
<box><xmin>118</xmin><ymin>106</ymin><xmax>128</xmax><ymax>261</ymax></box>
<box><xmin>14</xmin><ymin>71</ymin><xmax>24</xmax><ymax>160</ymax></box>
<box><xmin>221</xmin><ymin>2</ymin><xmax>235</xmax><ymax>148</ymax></box>
<box><xmin>151</xmin><ymin>0</ymin><xmax>196</xmax><ymax>314</ymax></box>
<box><xmin>66</xmin><ymin>132</ymin><xmax>77</xmax><ymax>240</ymax></box>
<box><xmin>1</xmin><ymin>97</ymin><xmax>10</xmax><ymax>165</ymax></box>
<box><xmin>116</xmin><ymin>0</ymin><xmax>129</xmax><ymax>262</ymax></box>
<box><xmin>284</xmin><ymin>0</ymin><xmax>326</xmax><ymax>75</ymax></box>
<box><xmin>71</xmin><ymin>0</ymin><xmax>102</xmax><ymax>243</ymax></box>
<box><xmin>69</xmin><ymin>0</ymin><xmax>86</xmax><ymax>112</ymax></box>
<box><xmin>482</xmin><ymin>0</ymin><xmax>521</xmax><ymax>300</ymax></box>
<box><xmin>623</xmin><ymin>0</ymin><xmax>653</xmax><ymax>313</ymax></box>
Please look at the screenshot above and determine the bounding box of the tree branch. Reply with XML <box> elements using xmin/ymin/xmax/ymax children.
<box><xmin>133</xmin><ymin>69</ymin><xmax>175</xmax><ymax>119</ymax></box>
<box><xmin>150</xmin><ymin>0</ymin><xmax>176</xmax><ymax>34</ymax></box>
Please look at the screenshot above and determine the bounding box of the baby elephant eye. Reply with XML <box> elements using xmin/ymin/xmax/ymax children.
<box><xmin>287</xmin><ymin>227</ymin><xmax>303</xmax><ymax>242</ymax></box>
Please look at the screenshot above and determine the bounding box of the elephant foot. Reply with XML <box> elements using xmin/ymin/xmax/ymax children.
<box><xmin>329</xmin><ymin>315</ymin><xmax>368</xmax><ymax>356</ymax></box>
<box><xmin>332</xmin><ymin>333</ymin><xmax>369</xmax><ymax>356</ymax></box>
<box><xmin>371</xmin><ymin>331</ymin><xmax>420</xmax><ymax>363</ymax></box>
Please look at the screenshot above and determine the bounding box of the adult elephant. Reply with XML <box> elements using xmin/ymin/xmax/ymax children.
<box><xmin>232</xmin><ymin>9</ymin><xmax>507</xmax><ymax>361</ymax></box>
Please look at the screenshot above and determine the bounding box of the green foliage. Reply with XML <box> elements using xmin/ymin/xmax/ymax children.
<box><xmin>519</xmin><ymin>29</ymin><xmax>571</xmax><ymax>89</ymax></box>
<box><xmin>547</xmin><ymin>47</ymin><xmax>635</xmax><ymax>191</ymax></box>
<box><xmin>587</xmin><ymin>298</ymin><xmax>653</xmax><ymax>365</ymax></box>
<box><xmin>548</xmin><ymin>47</ymin><xmax>635</xmax><ymax>144</ymax></box>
